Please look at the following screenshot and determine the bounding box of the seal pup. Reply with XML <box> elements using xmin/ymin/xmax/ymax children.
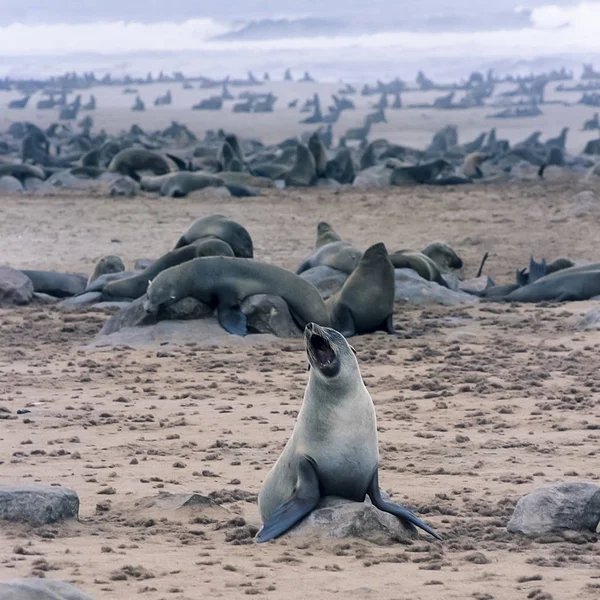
<box><xmin>315</xmin><ymin>222</ymin><xmax>342</xmax><ymax>248</ymax></box>
<box><xmin>174</xmin><ymin>214</ymin><xmax>253</xmax><ymax>258</ymax></box>
<box><xmin>421</xmin><ymin>242</ymin><xmax>464</xmax><ymax>272</ymax></box>
<box><xmin>389</xmin><ymin>251</ymin><xmax>449</xmax><ymax>287</ymax></box>
<box><xmin>102</xmin><ymin>240</ymin><xmax>234</xmax><ymax>300</ymax></box>
<box><xmin>144</xmin><ymin>257</ymin><xmax>330</xmax><ymax>335</ymax></box>
<box><xmin>462</xmin><ymin>152</ymin><xmax>490</xmax><ymax>179</ymax></box>
<box><xmin>296</xmin><ymin>241</ymin><xmax>362</xmax><ymax>275</ymax></box>
<box><xmin>108</xmin><ymin>148</ymin><xmax>172</xmax><ymax>182</ymax></box>
<box><xmin>257</xmin><ymin>323</ymin><xmax>442</xmax><ymax>542</ymax></box>
<box><xmin>325</xmin><ymin>242</ymin><xmax>396</xmax><ymax>336</ymax></box>
<box><xmin>88</xmin><ymin>255</ymin><xmax>125</xmax><ymax>285</ymax></box>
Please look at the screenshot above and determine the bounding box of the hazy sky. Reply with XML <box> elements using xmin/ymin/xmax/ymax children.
<box><xmin>0</xmin><ymin>0</ymin><xmax>583</xmax><ymax>25</ymax></box>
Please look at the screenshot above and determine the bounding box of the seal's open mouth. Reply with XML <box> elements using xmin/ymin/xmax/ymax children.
<box><xmin>310</xmin><ymin>333</ymin><xmax>335</xmax><ymax>367</ymax></box>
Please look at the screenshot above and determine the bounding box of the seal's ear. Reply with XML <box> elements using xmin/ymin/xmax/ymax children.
<box><xmin>350</xmin><ymin>345</ymin><xmax>357</xmax><ymax>355</ymax></box>
<box><xmin>307</xmin><ymin>362</ymin><xmax>311</xmax><ymax>371</ymax></box>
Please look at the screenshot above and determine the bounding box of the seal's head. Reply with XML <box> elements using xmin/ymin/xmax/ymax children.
<box><xmin>304</xmin><ymin>323</ymin><xmax>358</xmax><ymax>381</ymax></box>
<box><xmin>97</xmin><ymin>255</ymin><xmax>125</xmax><ymax>275</ymax></box>
<box><xmin>360</xmin><ymin>242</ymin><xmax>389</xmax><ymax>264</ymax></box>
<box><xmin>143</xmin><ymin>274</ymin><xmax>179</xmax><ymax>314</ymax></box>
<box><xmin>422</xmin><ymin>242</ymin><xmax>463</xmax><ymax>271</ymax></box>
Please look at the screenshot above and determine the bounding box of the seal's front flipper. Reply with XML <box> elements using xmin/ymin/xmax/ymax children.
<box><xmin>257</xmin><ymin>456</ymin><xmax>320</xmax><ymax>543</ymax></box>
<box><xmin>367</xmin><ymin>469</ymin><xmax>443</xmax><ymax>541</ymax></box>
<box><xmin>330</xmin><ymin>303</ymin><xmax>356</xmax><ymax>338</ymax></box>
<box><xmin>528</xmin><ymin>256</ymin><xmax>547</xmax><ymax>284</ymax></box>
<box><xmin>217</xmin><ymin>305</ymin><xmax>247</xmax><ymax>336</ymax></box>
<box><xmin>382</xmin><ymin>314</ymin><xmax>400</xmax><ymax>336</ymax></box>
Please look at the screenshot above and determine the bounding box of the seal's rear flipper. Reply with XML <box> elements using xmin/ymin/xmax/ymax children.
<box><xmin>257</xmin><ymin>456</ymin><xmax>320</xmax><ymax>543</ymax></box>
<box><xmin>367</xmin><ymin>469</ymin><xmax>443</xmax><ymax>541</ymax></box>
<box><xmin>218</xmin><ymin>305</ymin><xmax>248</xmax><ymax>336</ymax></box>
<box><xmin>528</xmin><ymin>256</ymin><xmax>547</xmax><ymax>283</ymax></box>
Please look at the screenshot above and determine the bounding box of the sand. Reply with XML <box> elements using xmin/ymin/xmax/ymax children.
<box><xmin>1</xmin><ymin>84</ymin><xmax>600</xmax><ymax>600</ymax></box>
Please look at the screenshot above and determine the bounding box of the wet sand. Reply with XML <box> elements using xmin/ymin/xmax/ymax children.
<box><xmin>1</xmin><ymin>175</ymin><xmax>600</xmax><ymax>599</ymax></box>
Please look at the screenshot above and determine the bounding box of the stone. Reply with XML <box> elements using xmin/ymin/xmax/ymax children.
<box><xmin>570</xmin><ymin>190</ymin><xmax>600</xmax><ymax>216</ymax></box>
<box><xmin>0</xmin><ymin>578</ymin><xmax>95</xmax><ymax>600</ymax></box>
<box><xmin>352</xmin><ymin>164</ymin><xmax>392</xmax><ymax>188</ymax></box>
<box><xmin>0</xmin><ymin>266</ymin><xmax>34</xmax><ymax>305</ymax></box>
<box><xmin>394</xmin><ymin>269</ymin><xmax>478</xmax><ymax>306</ymax></box>
<box><xmin>23</xmin><ymin>177</ymin><xmax>45</xmax><ymax>192</ymax></box>
<box><xmin>507</xmin><ymin>482</ymin><xmax>600</xmax><ymax>536</ymax></box>
<box><xmin>88</xmin><ymin>316</ymin><xmax>279</xmax><ymax>350</ymax></box>
<box><xmin>241</xmin><ymin>294</ymin><xmax>302</xmax><ymax>338</ymax></box>
<box><xmin>578</xmin><ymin>307</ymin><xmax>600</xmax><ymax>330</ymax></box>
<box><xmin>161</xmin><ymin>297</ymin><xmax>213</xmax><ymax>321</ymax></box>
<box><xmin>109</xmin><ymin>176</ymin><xmax>139</xmax><ymax>197</ymax></box>
<box><xmin>298</xmin><ymin>266</ymin><xmax>348</xmax><ymax>300</ymax></box>
<box><xmin>0</xmin><ymin>175</ymin><xmax>23</xmax><ymax>193</ymax></box>
<box><xmin>0</xmin><ymin>484</ymin><xmax>79</xmax><ymax>525</ymax></box>
<box><xmin>287</xmin><ymin>497</ymin><xmax>417</xmax><ymax>545</ymax></box>
<box><xmin>100</xmin><ymin>296</ymin><xmax>155</xmax><ymax>334</ymax></box>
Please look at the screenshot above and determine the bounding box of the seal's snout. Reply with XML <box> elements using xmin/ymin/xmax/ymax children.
<box><xmin>310</xmin><ymin>331</ymin><xmax>335</xmax><ymax>367</ymax></box>
<box><xmin>142</xmin><ymin>297</ymin><xmax>156</xmax><ymax>314</ymax></box>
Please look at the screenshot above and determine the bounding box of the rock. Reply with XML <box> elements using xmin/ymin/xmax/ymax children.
<box><xmin>0</xmin><ymin>484</ymin><xmax>79</xmax><ymax>525</ymax></box>
<box><xmin>88</xmin><ymin>316</ymin><xmax>279</xmax><ymax>349</ymax></box>
<box><xmin>100</xmin><ymin>296</ymin><xmax>156</xmax><ymax>334</ymax></box>
<box><xmin>23</xmin><ymin>177</ymin><xmax>45</xmax><ymax>192</ymax></box>
<box><xmin>0</xmin><ymin>266</ymin><xmax>34</xmax><ymax>305</ymax></box>
<box><xmin>507</xmin><ymin>482</ymin><xmax>600</xmax><ymax>536</ymax></box>
<box><xmin>0</xmin><ymin>175</ymin><xmax>23</xmax><ymax>193</ymax></box>
<box><xmin>136</xmin><ymin>492</ymin><xmax>219</xmax><ymax>512</ymax></box>
<box><xmin>241</xmin><ymin>294</ymin><xmax>302</xmax><ymax>338</ymax></box>
<box><xmin>109</xmin><ymin>176</ymin><xmax>139</xmax><ymax>197</ymax></box>
<box><xmin>353</xmin><ymin>164</ymin><xmax>392</xmax><ymax>188</ymax></box>
<box><xmin>394</xmin><ymin>269</ymin><xmax>478</xmax><ymax>306</ymax></box>
<box><xmin>570</xmin><ymin>190</ymin><xmax>600</xmax><ymax>216</ymax></box>
<box><xmin>161</xmin><ymin>297</ymin><xmax>213</xmax><ymax>321</ymax></box>
<box><xmin>287</xmin><ymin>497</ymin><xmax>417</xmax><ymax>545</ymax></box>
<box><xmin>578</xmin><ymin>307</ymin><xmax>600</xmax><ymax>330</ymax></box>
<box><xmin>315</xmin><ymin>178</ymin><xmax>342</xmax><ymax>189</ymax></box>
<box><xmin>59</xmin><ymin>291</ymin><xmax>103</xmax><ymax>309</ymax></box>
<box><xmin>134</xmin><ymin>258</ymin><xmax>154</xmax><ymax>271</ymax></box>
<box><xmin>42</xmin><ymin>171</ymin><xmax>95</xmax><ymax>190</ymax></box>
<box><xmin>299</xmin><ymin>266</ymin><xmax>348</xmax><ymax>299</ymax></box>
<box><xmin>0</xmin><ymin>578</ymin><xmax>95</xmax><ymax>600</ymax></box>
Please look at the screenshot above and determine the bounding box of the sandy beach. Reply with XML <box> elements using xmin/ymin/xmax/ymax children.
<box><xmin>1</xmin><ymin>80</ymin><xmax>600</xmax><ymax>600</ymax></box>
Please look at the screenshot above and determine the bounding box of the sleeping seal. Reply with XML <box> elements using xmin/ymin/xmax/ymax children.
<box><xmin>257</xmin><ymin>323</ymin><xmax>442</xmax><ymax>542</ymax></box>
<box><xmin>174</xmin><ymin>214</ymin><xmax>253</xmax><ymax>258</ymax></box>
<box><xmin>326</xmin><ymin>242</ymin><xmax>396</xmax><ymax>336</ymax></box>
<box><xmin>389</xmin><ymin>251</ymin><xmax>449</xmax><ymax>287</ymax></box>
<box><xmin>143</xmin><ymin>256</ymin><xmax>330</xmax><ymax>335</ymax></box>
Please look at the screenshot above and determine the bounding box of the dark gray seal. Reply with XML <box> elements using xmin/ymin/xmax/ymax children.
<box><xmin>174</xmin><ymin>214</ymin><xmax>253</xmax><ymax>258</ymax></box>
<box><xmin>143</xmin><ymin>256</ymin><xmax>330</xmax><ymax>335</ymax></box>
<box><xmin>108</xmin><ymin>148</ymin><xmax>172</xmax><ymax>181</ymax></box>
<box><xmin>389</xmin><ymin>251</ymin><xmax>449</xmax><ymax>287</ymax></box>
<box><xmin>102</xmin><ymin>240</ymin><xmax>234</xmax><ymax>300</ymax></box>
<box><xmin>257</xmin><ymin>322</ymin><xmax>442</xmax><ymax>542</ymax></box>
<box><xmin>88</xmin><ymin>255</ymin><xmax>125</xmax><ymax>285</ymax></box>
<box><xmin>325</xmin><ymin>242</ymin><xmax>396</xmax><ymax>336</ymax></box>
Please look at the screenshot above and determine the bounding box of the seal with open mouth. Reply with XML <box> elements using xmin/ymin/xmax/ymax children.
<box><xmin>257</xmin><ymin>323</ymin><xmax>442</xmax><ymax>542</ymax></box>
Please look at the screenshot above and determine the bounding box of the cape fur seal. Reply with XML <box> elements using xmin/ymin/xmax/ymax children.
<box><xmin>174</xmin><ymin>214</ymin><xmax>253</xmax><ymax>258</ymax></box>
<box><xmin>102</xmin><ymin>240</ymin><xmax>234</xmax><ymax>300</ymax></box>
<box><xmin>159</xmin><ymin>172</ymin><xmax>224</xmax><ymax>197</ymax></box>
<box><xmin>296</xmin><ymin>241</ymin><xmax>362</xmax><ymax>275</ymax></box>
<box><xmin>462</xmin><ymin>152</ymin><xmax>490</xmax><ymax>178</ymax></box>
<box><xmin>390</xmin><ymin>159</ymin><xmax>452</xmax><ymax>186</ymax></box>
<box><xmin>88</xmin><ymin>255</ymin><xmax>125</xmax><ymax>285</ymax></box>
<box><xmin>326</xmin><ymin>242</ymin><xmax>396</xmax><ymax>336</ymax></box>
<box><xmin>422</xmin><ymin>242</ymin><xmax>463</xmax><ymax>272</ymax></box>
<box><xmin>389</xmin><ymin>251</ymin><xmax>449</xmax><ymax>287</ymax></box>
<box><xmin>108</xmin><ymin>148</ymin><xmax>173</xmax><ymax>181</ymax></box>
<box><xmin>257</xmin><ymin>323</ymin><xmax>442</xmax><ymax>542</ymax></box>
<box><xmin>143</xmin><ymin>257</ymin><xmax>330</xmax><ymax>335</ymax></box>
<box><xmin>315</xmin><ymin>222</ymin><xmax>342</xmax><ymax>248</ymax></box>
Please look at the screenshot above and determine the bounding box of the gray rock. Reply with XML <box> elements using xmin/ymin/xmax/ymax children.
<box><xmin>59</xmin><ymin>291</ymin><xmax>103</xmax><ymax>309</ymax></box>
<box><xmin>43</xmin><ymin>171</ymin><xmax>95</xmax><ymax>190</ymax></box>
<box><xmin>161</xmin><ymin>297</ymin><xmax>213</xmax><ymax>321</ymax></box>
<box><xmin>23</xmin><ymin>177</ymin><xmax>45</xmax><ymax>192</ymax></box>
<box><xmin>136</xmin><ymin>492</ymin><xmax>219</xmax><ymax>512</ymax></box>
<box><xmin>394</xmin><ymin>268</ymin><xmax>478</xmax><ymax>306</ymax></box>
<box><xmin>0</xmin><ymin>266</ymin><xmax>34</xmax><ymax>306</ymax></box>
<box><xmin>109</xmin><ymin>176</ymin><xmax>139</xmax><ymax>197</ymax></box>
<box><xmin>100</xmin><ymin>296</ymin><xmax>155</xmax><ymax>334</ymax></box>
<box><xmin>353</xmin><ymin>165</ymin><xmax>392</xmax><ymax>188</ymax></box>
<box><xmin>88</xmin><ymin>316</ymin><xmax>279</xmax><ymax>349</ymax></box>
<box><xmin>315</xmin><ymin>177</ymin><xmax>342</xmax><ymax>189</ymax></box>
<box><xmin>287</xmin><ymin>497</ymin><xmax>417</xmax><ymax>545</ymax></box>
<box><xmin>570</xmin><ymin>190</ymin><xmax>600</xmax><ymax>217</ymax></box>
<box><xmin>298</xmin><ymin>266</ymin><xmax>348</xmax><ymax>300</ymax></box>
<box><xmin>507</xmin><ymin>482</ymin><xmax>600</xmax><ymax>536</ymax></box>
<box><xmin>241</xmin><ymin>294</ymin><xmax>302</xmax><ymax>338</ymax></box>
<box><xmin>578</xmin><ymin>307</ymin><xmax>600</xmax><ymax>330</ymax></box>
<box><xmin>0</xmin><ymin>484</ymin><xmax>79</xmax><ymax>525</ymax></box>
<box><xmin>0</xmin><ymin>175</ymin><xmax>23</xmax><ymax>193</ymax></box>
<box><xmin>134</xmin><ymin>258</ymin><xmax>155</xmax><ymax>271</ymax></box>
<box><xmin>0</xmin><ymin>579</ymin><xmax>95</xmax><ymax>600</ymax></box>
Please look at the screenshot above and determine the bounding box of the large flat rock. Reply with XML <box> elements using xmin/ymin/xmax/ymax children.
<box><xmin>0</xmin><ymin>579</ymin><xmax>95</xmax><ymax>600</ymax></box>
<box><xmin>0</xmin><ymin>484</ymin><xmax>80</xmax><ymax>525</ymax></box>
